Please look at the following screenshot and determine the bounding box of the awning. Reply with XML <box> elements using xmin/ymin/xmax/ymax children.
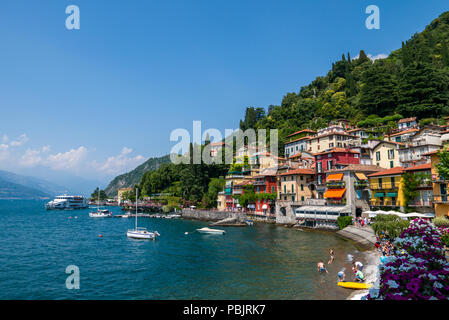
<box><xmin>327</xmin><ymin>173</ymin><xmax>344</xmax><ymax>181</ymax></box>
<box><xmin>374</xmin><ymin>193</ymin><xmax>385</xmax><ymax>197</ymax></box>
<box><xmin>355</xmin><ymin>172</ymin><xmax>368</xmax><ymax>180</ymax></box>
<box><xmin>386</xmin><ymin>192</ymin><xmax>398</xmax><ymax>197</ymax></box>
<box><xmin>324</xmin><ymin>188</ymin><xmax>346</xmax><ymax>199</ymax></box>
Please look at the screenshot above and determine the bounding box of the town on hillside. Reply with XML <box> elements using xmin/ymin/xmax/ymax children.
<box><xmin>210</xmin><ymin>117</ymin><xmax>449</xmax><ymax>229</ymax></box>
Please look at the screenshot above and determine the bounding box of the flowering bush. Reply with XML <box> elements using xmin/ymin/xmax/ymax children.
<box><xmin>439</xmin><ymin>227</ymin><xmax>449</xmax><ymax>247</ymax></box>
<box><xmin>369</xmin><ymin>219</ymin><xmax>449</xmax><ymax>300</ymax></box>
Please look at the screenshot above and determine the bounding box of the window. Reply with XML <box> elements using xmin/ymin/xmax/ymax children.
<box><xmin>329</xmin><ymin>143</ymin><xmax>334</xmax><ymax>148</ymax></box>
<box><xmin>292</xmin><ymin>196</ymin><xmax>295</xmax><ymax>202</ymax></box>
<box><xmin>327</xmin><ymin>160</ymin><xmax>333</xmax><ymax>170</ymax></box>
<box><xmin>317</xmin><ymin>162</ymin><xmax>322</xmax><ymax>173</ymax></box>
<box><xmin>271</xmin><ymin>186</ymin><xmax>275</xmax><ymax>193</ymax></box>
<box><xmin>390</xmin><ymin>161</ymin><xmax>394</xmax><ymax>169</ymax></box>
<box><xmin>301</xmin><ymin>196</ymin><xmax>305</xmax><ymax>202</ymax></box>
<box><xmin>291</xmin><ymin>185</ymin><xmax>294</xmax><ymax>193</ymax></box>
<box><xmin>391</xmin><ymin>177</ymin><xmax>395</xmax><ymax>187</ymax></box>
<box><xmin>318</xmin><ymin>175</ymin><xmax>322</xmax><ymax>185</ymax></box>
<box><xmin>376</xmin><ymin>151</ymin><xmax>381</xmax><ymax>161</ymax></box>
<box><xmin>388</xmin><ymin>149</ymin><xmax>395</xmax><ymax>159</ymax></box>
<box><xmin>284</xmin><ymin>185</ymin><xmax>286</xmax><ymax>193</ymax></box>
<box><xmin>291</xmin><ymin>176</ymin><xmax>294</xmax><ymax>181</ymax></box>
<box><xmin>300</xmin><ymin>176</ymin><xmax>304</xmax><ymax>181</ymax></box>
<box><xmin>301</xmin><ymin>184</ymin><xmax>304</xmax><ymax>191</ymax></box>
<box><xmin>354</xmin><ymin>154</ymin><xmax>359</xmax><ymax>158</ymax></box>
<box><xmin>378</xmin><ymin>178</ymin><xmax>382</xmax><ymax>188</ymax></box>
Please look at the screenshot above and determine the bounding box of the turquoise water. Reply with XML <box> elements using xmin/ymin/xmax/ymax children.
<box><xmin>0</xmin><ymin>200</ymin><xmax>363</xmax><ymax>300</ymax></box>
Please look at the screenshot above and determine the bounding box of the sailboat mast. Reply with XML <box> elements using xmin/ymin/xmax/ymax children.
<box><xmin>135</xmin><ymin>188</ymin><xmax>138</xmax><ymax>230</ymax></box>
<box><xmin>97</xmin><ymin>187</ymin><xmax>100</xmax><ymax>211</ymax></box>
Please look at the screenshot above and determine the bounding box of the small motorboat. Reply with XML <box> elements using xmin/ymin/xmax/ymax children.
<box><xmin>246</xmin><ymin>220</ymin><xmax>254</xmax><ymax>226</ymax></box>
<box><xmin>127</xmin><ymin>227</ymin><xmax>160</xmax><ymax>240</ymax></box>
<box><xmin>196</xmin><ymin>227</ymin><xmax>226</xmax><ymax>235</ymax></box>
<box><xmin>89</xmin><ymin>209</ymin><xmax>112</xmax><ymax>218</ymax></box>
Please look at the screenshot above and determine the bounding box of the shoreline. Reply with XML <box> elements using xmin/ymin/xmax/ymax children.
<box><xmin>346</xmin><ymin>249</ymin><xmax>381</xmax><ymax>300</ymax></box>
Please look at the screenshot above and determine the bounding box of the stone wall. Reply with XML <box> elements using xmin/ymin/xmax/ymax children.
<box><xmin>181</xmin><ymin>210</ymin><xmax>247</xmax><ymax>222</ymax></box>
<box><xmin>275</xmin><ymin>201</ymin><xmax>298</xmax><ymax>225</ymax></box>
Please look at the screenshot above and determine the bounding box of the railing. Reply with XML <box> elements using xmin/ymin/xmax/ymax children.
<box><xmin>254</xmin><ymin>181</ymin><xmax>266</xmax><ymax>186</ymax></box>
<box><xmin>408</xmin><ymin>200</ymin><xmax>433</xmax><ymax>207</ymax></box>
<box><xmin>370</xmin><ymin>182</ymin><xmax>400</xmax><ymax>190</ymax></box>
<box><xmin>433</xmin><ymin>194</ymin><xmax>449</xmax><ymax>203</ymax></box>
<box><xmin>370</xmin><ymin>199</ymin><xmax>397</xmax><ymax>206</ymax></box>
<box><xmin>354</xmin><ymin>181</ymin><xmax>368</xmax><ymax>188</ymax></box>
<box><xmin>326</xmin><ymin>181</ymin><xmax>346</xmax><ymax>189</ymax></box>
<box><xmin>295</xmin><ymin>213</ymin><xmax>340</xmax><ymax>221</ymax></box>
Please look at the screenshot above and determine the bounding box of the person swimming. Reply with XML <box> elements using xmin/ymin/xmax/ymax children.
<box><xmin>317</xmin><ymin>262</ymin><xmax>328</xmax><ymax>274</ymax></box>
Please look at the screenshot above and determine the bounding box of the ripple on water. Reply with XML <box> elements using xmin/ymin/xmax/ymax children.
<box><xmin>0</xmin><ymin>200</ymin><xmax>365</xmax><ymax>300</ymax></box>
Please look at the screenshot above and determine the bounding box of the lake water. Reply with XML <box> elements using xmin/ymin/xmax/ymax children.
<box><xmin>0</xmin><ymin>200</ymin><xmax>364</xmax><ymax>300</ymax></box>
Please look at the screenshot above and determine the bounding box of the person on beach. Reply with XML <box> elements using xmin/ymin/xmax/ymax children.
<box><xmin>328</xmin><ymin>249</ymin><xmax>335</xmax><ymax>264</ymax></box>
<box><xmin>317</xmin><ymin>262</ymin><xmax>328</xmax><ymax>274</ymax></box>
<box><xmin>355</xmin><ymin>261</ymin><xmax>364</xmax><ymax>271</ymax></box>
<box><xmin>355</xmin><ymin>269</ymin><xmax>365</xmax><ymax>282</ymax></box>
<box><xmin>337</xmin><ymin>270</ymin><xmax>345</xmax><ymax>282</ymax></box>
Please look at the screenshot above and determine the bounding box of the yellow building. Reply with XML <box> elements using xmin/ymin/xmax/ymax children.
<box><xmin>217</xmin><ymin>192</ymin><xmax>226</xmax><ymax>211</ymax></box>
<box><xmin>428</xmin><ymin>150</ymin><xmax>449</xmax><ymax>218</ymax></box>
<box><xmin>117</xmin><ymin>187</ymin><xmax>133</xmax><ymax>205</ymax></box>
<box><xmin>368</xmin><ymin>167</ymin><xmax>405</xmax><ymax>210</ymax></box>
<box><xmin>278</xmin><ymin>168</ymin><xmax>316</xmax><ymax>203</ymax></box>
<box><xmin>372</xmin><ymin>141</ymin><xmax>402</xmax><ymax>169</ymax></box>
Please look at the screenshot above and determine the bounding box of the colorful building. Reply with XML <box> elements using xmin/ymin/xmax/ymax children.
<box><xmin>427</xmin><ymin>150</ymin><xmax>449</xmax><ymax>218</ymax></box>
<box><xmin>314</xmin><ymin>148</ymin><xmax>361</xmax><ymax>198</ymax></box>
<box><xmin>404</xmin><ymin>163</ymin><xmax>433</xmax><ymax>211</ymax></box>
<box><xmin>253</xmin><ymin>169</ymin><xmax>278</xmax><ymax>218</ymax></box>
<box><xmin>368</xmin><ymin>167</ymin><xmax>405</xmax><ymax>211</ymax></box>
<box><xmin>372</xmin><ymin>141</ymin><xmax>402</xmax><ymax>169</ymax></box>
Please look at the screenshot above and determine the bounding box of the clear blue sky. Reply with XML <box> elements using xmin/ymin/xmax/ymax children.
<box><xmin>0</xmin><ymin>0</ymin><xmax>448</xmax><ymax>184</ymax></box>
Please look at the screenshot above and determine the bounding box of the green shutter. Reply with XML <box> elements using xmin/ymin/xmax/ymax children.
<box><xmin>387</xmin><ymin>192</ymin><xmax>398</xmax><ymax>197</ymax></box>
<box><xmin>375</xmin><ymin>193</ymin><xmax>385</xmax><ymax>197</ymax></box>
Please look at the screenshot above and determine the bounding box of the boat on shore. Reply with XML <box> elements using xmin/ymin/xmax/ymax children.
<box><xmin>338</xmin><ymin>282</ymin><xmax>372</xmax><ymax>290</ymax></box>
<box><xmin>196</xmin><ymin>227</ymin><xmax>226</xmax><ymax>235</ymax></box>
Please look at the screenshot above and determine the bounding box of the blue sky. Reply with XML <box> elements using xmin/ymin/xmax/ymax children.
<box><xmin>0</xmin><ymin>0</ymin><xmax>448</xmax><ymax>187</ymax></box>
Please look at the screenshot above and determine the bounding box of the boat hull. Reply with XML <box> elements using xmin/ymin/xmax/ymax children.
<box><xmin>338</xmin><ymin>282</ymin><xmax>372</xmax><ymax>290</ymax></box>
<box><xmin>127</xmin><ymin>230</ymin><xmax>158</xmax><ymax>240</ymax></box>
<box><xmin>196</xmin><ymin>228</ymin><xmax>225</xmax><ymax>235</ymax></box>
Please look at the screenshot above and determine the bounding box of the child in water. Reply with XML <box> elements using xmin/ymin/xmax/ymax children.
<box><xmin>317</xmin><ymin>262</ymin><xmax>328</xmax><ymax>274</ymax></box>
<box><xmin>328</xmin><ymin>249</ymin><xmax>335</xmax><ymax>264</ymax></box>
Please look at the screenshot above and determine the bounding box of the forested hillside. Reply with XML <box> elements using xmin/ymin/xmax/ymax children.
<box><xmin>240</xmin><ymin>11</ymin><xmax>449</xmax><ymax>155</ymax></box>
<box><xmin>105</xmin><ymin>155</ymin><xmax>172</xmax><ymax>196</ymax></box>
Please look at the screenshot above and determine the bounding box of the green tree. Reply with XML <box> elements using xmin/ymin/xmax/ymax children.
<box><xmin>91</xmin><ymin>188</ymin><xmax>108</xmax><ymax>201</ymax></box>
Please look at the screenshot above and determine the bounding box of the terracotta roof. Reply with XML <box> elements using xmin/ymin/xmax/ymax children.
<box><xmin>309</xmin><ymin>132</ymin><xmax>357</xmax><ymax>141</ymax></box>
<box><xmin>325</xmin><ymin>164</ymin><xmax>383</xmax><ymax>173</ymax></box>
<box><xmin>313</xmin><ymin>148</ymin><xmax>360</xmax><ymax>156</ymax></box>
<box><xmin>398</xmin><ymin>117</ymin><xmax>417</xmax><ymax>124</ymax></box>
<box><xmin>405</xmin><ymin>163</ymin><xmax>432</xmax><ymax>172</ymax></box>
<box><xmin>279</xmin><ymin>169</ymin><xmax>315</xmax><ymax>176</ymax></box>
<box><xmin>367</xmin><ymin>167</ymin><xmax>405</xmax><ymax>177</ymax></box>
<box><xmin>210</xmin><ymin>141</ymin><xmax>226</xmax><ymax>147</ymax></box>
<box><xmin>286</xmin><ymin>129</ymin><xmax>316</xmax><ymax>138</ymax></box>
<box><xmin>285</xmin><ymin>136</ymin><xmax>311</xmax><ymax>144</ymax></box>
<box><xmin>389</xmin><ymin>129</ymin><xmax>419</xmax><ymax>137</ymax></box>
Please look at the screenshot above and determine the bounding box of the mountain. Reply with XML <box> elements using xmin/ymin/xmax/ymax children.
<box><xmin>240</xmin><ymin>11</ymin><xmax>449</xmax><ymax>155</ymax></box>
<box><xmin>0</xmin><ymin>170</ymin><xmax>66</xmax><ymax>198</ymax></box>
<box><xmin>105</xmin><ymin>155</ymin><xmax>172</xmax><ymax>196</ymax></box>
<box><xmin>0</xmin><ymin>176</ymin><xmax>51</xmax><ymax>199</ymax></box>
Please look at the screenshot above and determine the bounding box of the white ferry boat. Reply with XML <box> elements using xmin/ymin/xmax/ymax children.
<box><xmin>45</xmin><ymin>195</ymin><xmax>89</xmax><ymax>210</ymax></box>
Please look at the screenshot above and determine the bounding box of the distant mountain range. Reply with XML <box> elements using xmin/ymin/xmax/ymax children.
<box><xmin>105</xmin><ymin>155</ymin><xmax>172</xmax><ymax>196</ymax></box>
<box><xmin>0</xmin><ymin>170</ymin><xmax>68</xmax><ymax>199</ymax></box>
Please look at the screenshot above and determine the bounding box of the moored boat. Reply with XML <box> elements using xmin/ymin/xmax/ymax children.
<box><xmin>196</xmin><ymin>227</ymin><xmax>226</xmax><ymax>235</ymax></box>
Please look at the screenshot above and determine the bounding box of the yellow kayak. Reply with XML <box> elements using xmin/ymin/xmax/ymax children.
<box><xmin>338</xmin><ymin>282</ymin><xmax>372</xmax><ymax>290</ymax></box>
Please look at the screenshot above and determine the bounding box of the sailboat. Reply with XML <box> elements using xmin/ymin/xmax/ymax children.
<box><xmin>127</xmin><ymin>189</ymin><xmax>160</xmax><ymax>240</ymax></box>
<box><xmin>89</xmin><ymin>188</ymin><xmax>112</xmax><ymax>218</ymax></box>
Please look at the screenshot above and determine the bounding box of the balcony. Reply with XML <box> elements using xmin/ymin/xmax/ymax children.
<box><xmin>370</xmin><ymin>199</ymin><xmax>397</xmax><ymax>207</ymax></box>
<box><xmin>254</xmin><ymin>180</ymin><xmax>266</xmax><ymax>186</ymax></box>
<box><xmin>370</xmin><ymin>182</ymin><xmax>400</xmax><ymax>190</ymax></box>
<box><xmin>326</xmin><ymin>181</ymin><xmax>346</xmax><ymax>189</ymax></box>
<box><xmin>408</xmin><ymin>200</ymin><xmax>433</xmax><ymax>207</ymax></box>
<box><xmin>433</xmin><ymin>194</ymin><xmax>449</xmax><ymax>204</ymax></box>
<box><xmin>354</xmin><ymin>181</ymin><xmax>368</xmax><ymax>189</ymax></box>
